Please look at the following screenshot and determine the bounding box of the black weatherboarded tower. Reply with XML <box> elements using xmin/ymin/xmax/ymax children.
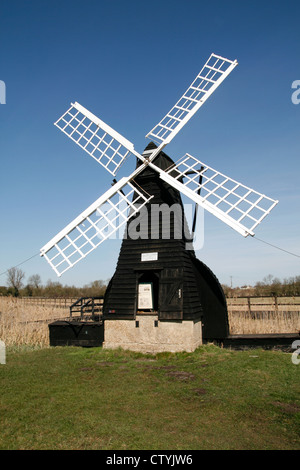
<box><xmin>103</xmin><ymin>143</ymin><xmax>229</xmax><ymax>352</ymax></box>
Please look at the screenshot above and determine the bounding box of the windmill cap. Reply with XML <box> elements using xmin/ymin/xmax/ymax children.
<box><xmin>137</xmin><ymin>141</ymin><xmax>179</xmax><ymax>175</ymax></box>
<box><xmin>143</xmin><ymin>141</ymin><xmax>158</xmax><ymax>152</ymax></box>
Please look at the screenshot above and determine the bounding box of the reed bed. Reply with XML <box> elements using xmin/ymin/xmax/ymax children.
<box><xmin>0</xmin><ymin>297</ymin><xmax>70</xmax><ymax>348</ymax></box>
<box><xmin>228</xmin><ymin>310</ymin><xmax>300</xmax><ymax>334</ymax></box>
<box><xmin>227</xmin><ymin>296</ymin><xmax>300</xmax><ymax>334</ymax></box>
<box><xmin>0</xmin><ymin>296</ymin><xmax>299</xmax><ymax>347</ymax></box>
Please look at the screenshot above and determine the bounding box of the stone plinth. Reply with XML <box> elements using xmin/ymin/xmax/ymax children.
<box><xmin>103</xmin><ymin>314</ymin><xmax>202</xmax><ymax>353</ymax></box>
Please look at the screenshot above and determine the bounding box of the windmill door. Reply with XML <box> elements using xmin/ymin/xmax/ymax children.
<box><xmin>159</xmin><ymin>268</ymin><xmax>183</xmax><ymax>320</ymax></box>
<box><xmin>136</xmin><ymin>271</ymin><xmax>159</xmax><ymax>313</ymax></box>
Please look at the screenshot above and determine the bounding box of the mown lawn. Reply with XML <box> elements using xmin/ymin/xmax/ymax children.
<box><xmin>0</xmin><ymin>344</ymin><xmax>299</xmax><ymax>450</ymax></box>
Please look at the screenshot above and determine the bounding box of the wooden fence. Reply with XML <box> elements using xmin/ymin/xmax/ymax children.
<box><xmin>4</xmin><ymin>295</ymin><xmax>299</xmax><ymax>334</ymax></box>
<box><xmin>226</xmin><ymin>296</ymin><xmax>300</xmax><ymax>319</ymax></box>
<box><xmin>17</xmin><ymin>297</ymin><xmax>80</xmax><ymax>308</ymax></box>
<box><xmin>17</xmin><ymin>295</ymin><xmax>300</xmax><ymax>316</ymax></box>
<box><xmin>18</xmin><ymin>296</ymin><xmax>300</xmax><ymax>316</ymax></box>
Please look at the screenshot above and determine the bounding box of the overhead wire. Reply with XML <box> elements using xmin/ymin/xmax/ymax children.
<box><xmin>253</xmin><ymin>236</ymin><xmax>300</xmax><ymax>259</ymax></box>
<box><xmin>0</xmin><ymin>235</ymin><xmax>299</xmax><ymax>280</ymax></box>
<box><xmin>0</xmin><ymin>253</ymin><xmax>40</xmax><ymax>277</ymax></box>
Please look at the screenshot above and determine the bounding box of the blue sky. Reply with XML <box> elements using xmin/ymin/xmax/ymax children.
<box><xmin>0</xmin><ymin>0</ymin><xmax>299</xmax><ymax>288</ymax></box>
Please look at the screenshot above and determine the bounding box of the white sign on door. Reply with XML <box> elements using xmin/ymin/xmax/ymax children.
<box><xmin>138</xmin><ymin>283</ymin><xmax>153</xmax><ymax>309</ymax></box>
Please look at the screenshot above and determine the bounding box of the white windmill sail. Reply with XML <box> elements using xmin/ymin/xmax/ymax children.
<box><xmin>146</xmin><ymin>53</ymin><xmax>238</xmax><ymax>146</ymax></box>
<box><xmin>149</xmin><ymin>154</ymin><xmax>278</xmax><ymax>237</ymax></box>
<box><xmin>40</xmin><ymin>178</ymin><xmax>153</xmax><ymax>276</ymax></box>
<box><xmin>54</xmin><ymin>102</ymin><xmax>144</xmax><ymax>175</ymax></box>
<box><xmin>41</xmin><ymin>52</ymin><xmax>279</xmax><ymax>277</ymax></box>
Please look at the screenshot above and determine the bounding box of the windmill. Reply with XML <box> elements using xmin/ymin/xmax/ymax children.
<box><xmin>41</xmin><ymin>53</ymin><xmax>278</xmax><ymax>352</ymax></box>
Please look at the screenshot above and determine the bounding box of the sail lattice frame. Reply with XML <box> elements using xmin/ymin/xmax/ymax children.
<box><xmin>40</xmin><ymin>179</ymin><xmax>153</xmax><ymax>276</ymax></box>
<box><xmin>55</xmin><ymin>102</ymin><xmax>141</xmax><ymax>175</ymax></box>
<box><xmin>146</xmin><ymin>53</ymin><xmax>238</xmax><ymax>146</ymax></box>
<box><xmin>161</xmin><ymin>154</ymin><xmax>278</xmax><ymax>237</ymax></box>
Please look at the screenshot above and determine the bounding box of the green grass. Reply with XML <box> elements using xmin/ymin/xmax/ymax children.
<box><xmin>0</xmin><ymin>344</ymin><xmax>299</xmax><ymax>450</ymax></box>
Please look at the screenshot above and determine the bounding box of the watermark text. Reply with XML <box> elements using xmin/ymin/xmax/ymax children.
<box><xmin>291</xmin><ymin>340</ymin><xmax>300</xmax><ymax>365</ymax></box>
<box><xmin>96</xmin><ymin>200</ymin><xmax>204</xmax><ymax>252</ymax></box>
<box><xmin>0</xmin><ymin>80</ymin><xmax>6</xmax><ymax>104</ymax></box>
<box><xmin>291</xmin><ymin>80</ymin><xmax>300</xmax><ymax>105</ymax></box>
<box><xmin>0</xmin><ymin>341</ymin><xmax>6</xmax><ymax>364</ymax></box>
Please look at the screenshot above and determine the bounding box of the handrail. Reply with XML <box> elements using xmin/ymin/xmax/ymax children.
<box><xmin>69</xmin><ymin>296</ymin><xmax>104</xmax><ymax>320</ymax></box>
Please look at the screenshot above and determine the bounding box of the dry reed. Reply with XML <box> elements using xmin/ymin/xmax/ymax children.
<box><xmin>0</xmin><ymin>297</ymin><xmax>70</xmax><ymax>348</ymax></box>
<box><xmin>228</xmin><ymin>310</ymin><xmax>300</xmax><ymax>334</ymax></box>
<box><xmin>0</xmin><ymin>297</ymin><xmax>299</xmax><ymax>347</ymax></box>
<box><xmin>227</xmin><ymin>296</ymin><xmax>300</xmax><ymax>334</ymax></box>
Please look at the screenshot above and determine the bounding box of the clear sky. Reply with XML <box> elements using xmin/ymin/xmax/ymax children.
<box><xmin>0</xmin><ymin>0</ymin><xmax>300</xmax><ymax>288</ymax></box>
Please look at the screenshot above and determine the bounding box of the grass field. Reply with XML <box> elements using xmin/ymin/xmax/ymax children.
<box><xmin>0</xmin><ymin>344</ymin><xmax>299</xmax><ymax>450</ymax></box>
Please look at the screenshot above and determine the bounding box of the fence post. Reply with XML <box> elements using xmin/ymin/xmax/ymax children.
<box><xmin>247</xmin><ymin>296</ymin><xmax>253</xmax><ymax>319</ymax></box>
<box><xmin>274</xmin><ymin>294</ymin><xmax>278</xmax><ymax>317</ymax></box>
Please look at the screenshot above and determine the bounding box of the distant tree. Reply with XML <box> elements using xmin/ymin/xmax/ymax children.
<box><xmin>258</xmin><ymin>274</ymin><xmax>275</xmax><ymax>296</ymax></box>
<box><xmin>28</xmin><ymin>274</ymin><xmax>42</xmax><ymax>289</ymax></box>
<box><xmin>254</xmin><ymin>282</ymin><xmax>263</xmax><ymax>296</ymax></box>
<box><xmin>282</xmin><ymin>276</ymin><xmax>300</xmax><ymax>296</ymax></box>
<box><xmin>6</xmin><ymin>267</ymin><xmax>25</xmax><ymax>297</ymax></box>
<box><xmin>295</xmin><ymin>276</ymin><xmax>300</xmax><ymax>296</ymax></box>
<box><xmin>0</xmin><ymin>286</ymin><xmax>8</xmax><ymax>296</ymax></box>
<box><xmin>262</xmin><ymin>274</ymin><xmax>274</xmax><ymax>286</ymax></box>
<box><xmin>84</xmin><ymin>280</ymin><xmax>106</xmax><ymax>297</ymax></box>
<box><xmin>23</xmin><ymin>284</ymin><xmax>33</xmax><ymax>297</ymax></box>
<box><xmin>44</xmin><ymin>280</ymin><xmax>63</xmax><ymax>298</ymax></box>
<box><xmin>221</xmin><ymin>284</ymin><xmax>232</xmax><ymax>297</ymax></box>
<box><xmin>269</xmin><ymin>277</ymin><xmax>281</xmax><ymax>296</ymax></box>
